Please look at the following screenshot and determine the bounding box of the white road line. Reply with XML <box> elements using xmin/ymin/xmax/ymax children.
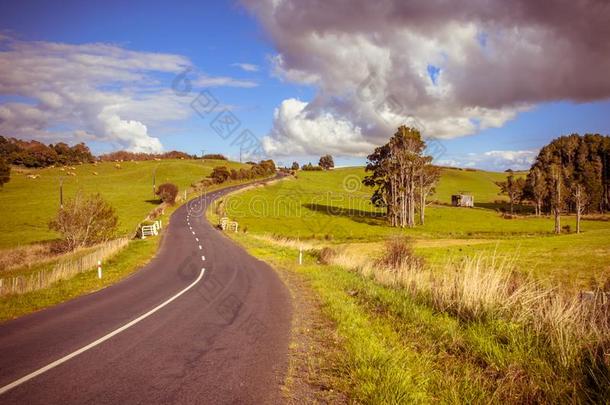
<box><xmin>198</xmin><ymin>245</ymin><xmax>202</xmax><ymax>250</ymax></box>
<box><xmin>0</xmin><ymin>268</ymin><xmax>206</xmax><ymax>396</ymax></box>
<box><xmin>201</xmin><ymin>255</ymin><xmax>205</xmax><ymax>261</ymax></box>
<box><xmin>195</xmin><ymin>238</ymin><xmax>199</xmax><ymax>242</ymax></box>
<box><xmin>192</xmin><ymin>231</ymin><xmax>195</xmax><ymax>235</ymax></box>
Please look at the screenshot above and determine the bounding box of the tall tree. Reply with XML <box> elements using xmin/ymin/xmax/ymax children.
<box><xmin>550</xmin><ymin>164</ymin><xmax>564</xmax><ymax>234</ymax></box>
<box><xmin>417</xmin><ymin>160</ymin><xmax>440</xmax><ymax>225</ymax></box>
<box><xmin>525</xmin><ymin>166</ymin><xmax>547</xmax><ymax>216</ymax></box>
<box><xmin>364</xmin><ymin>126</ymin><xmax>433</xmax><ymax>228</ymax></box>
<box><xmin>318</xmin><ymin>155</ymin><xmax>334</xmax><ymax>170</ymax></box>
<box><xmin>496</xmin><ymin>171</ymin><xmax>525</xmax><ymax>215</ymax></box>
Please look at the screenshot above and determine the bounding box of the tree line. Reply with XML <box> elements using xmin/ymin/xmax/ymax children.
<box><xmin>497</xmin><ymin>134</ymin><xmax>610</xmax><ymax>233</ymax></box>
<box><xmin>208</xmin><ymin>159</ymin><xmax>276</xmax><ymax>184</ymax></box>
<box><xmin>0</xmin><ymin>136</ymin><xmax>95</xmax><ymax>168</ymax></box>
<box><xmin>363</xmin><ymin>126</ymin><xmax>440</xmax><ymax>228</ymax></box>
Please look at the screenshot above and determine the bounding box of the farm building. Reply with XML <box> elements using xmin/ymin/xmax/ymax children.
<box><xmin>451</xmin><ymin>194</ymin><xmax>474</xmax><ymax>207</ymax></box>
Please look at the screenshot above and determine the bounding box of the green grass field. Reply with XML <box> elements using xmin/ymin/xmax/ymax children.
<box><xmin>0</xmin><ymin>159</ymin><xmax>246</xmax><ymax>248</ymax></box>
<box><xmin>223</xmin><ymin>167</ymin><xmax>610</xmax><ymax>288</ymax></box>
<box><xmin>215</xmin><ymin>168</ymin><xmax>610</xmax><ymax>402</ymax></box>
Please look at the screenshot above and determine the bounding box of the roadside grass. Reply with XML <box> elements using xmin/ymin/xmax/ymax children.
<box><xmin>228</xmin><ymin>233</ymin><xmax>610</xmax><ymax>403</ymax></box>
<box><xmin>0</xmin><ymin>159</ymin><xmax>246</xmax><ymax>248</ymax></box>
<box><xmin>0</xmin><ymin>174</ymin><xmax>260</xmax><ymax>322</ymax></box>
<box><xmin>0</xmin><ymin>237</ymin><xmax>158</xmax><ymax>321</ymax></box>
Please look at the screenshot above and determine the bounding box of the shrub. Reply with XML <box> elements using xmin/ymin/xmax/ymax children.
<box><xmin>0</xmin><ymin>157</ymin><xmax>10</xmax><ymax>187</ymax></box>
<box><xmin>156</xmin><ymin>183</ymin><xmax>178</xmax><ymax>204</ymax></box>
<box><xmin>376</xmin><ymin>236</ymin><xmax>423</xmax><ymax>270</ymax></box>
<box><xmin>291</xmin><ymin>161</ymin><xmax>300</xmax><ymax>170</ymax></box>
<box><xmin>318</xmin><ymin>247</ymin><xmax>336</xmax><ymax>264</ymax></box>
<box><xmin>49</xmin><ymin>192</ymin><xmax>119</xmax><ymax>251</ymax></box>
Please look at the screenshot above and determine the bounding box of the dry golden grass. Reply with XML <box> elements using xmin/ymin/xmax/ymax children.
<box><xmin>327</xmin><ymin>245</ymin><xmax>610</xmax><ymax>374</ymax></box>
<box><xmin>0</xmin><ymin>238</ymin><xmax>129</xmax><ymax>296</ymax></box>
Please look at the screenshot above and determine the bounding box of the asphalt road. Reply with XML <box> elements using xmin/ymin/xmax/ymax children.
<box><xmin>0</xmin><ymin>178</ymin><xmax>292</xmax><ymax>404</ymax></box>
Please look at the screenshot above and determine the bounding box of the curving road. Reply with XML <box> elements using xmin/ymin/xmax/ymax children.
<box><xmin>0</xmin><ymin>179</ymin><xmax>292</xmax><ymax>404</ymax></box>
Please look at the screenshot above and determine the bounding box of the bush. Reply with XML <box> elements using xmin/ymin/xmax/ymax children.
<box><xmin>49</xmin><ymin>192</ymin><xmax>119</xmax><ymax>251</ymax></box>
<box><xmin>376</xmin><ymin>236</ymin><xmax>423</xmax><ymax>270</ymax></box>
<box><xmin>0</xmin><ymin>157</ymin><xmax>10</xmax><ymax>187</ymax></box>
<box><xmin>156</xmin><ymin>183</ymin><xmax>179</xmax><ymax>204</ymax></box>
<box><xmin>302</xmin><ymin>162</ymin><xmax>323</xmax><ymax>171</ymax></box>
<box><xmin>318</xmin><ymin>247</ymin><xmax>336</xmax><ymax>264</ymax></box>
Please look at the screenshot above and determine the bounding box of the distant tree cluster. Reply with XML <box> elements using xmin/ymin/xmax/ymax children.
<box><xmin>0</xmin><ymin>136</ymin><xmax>95</xmax><ymax>168</ymax></box>
<box><xmin>496</xmin><ymin>170</ymin><xmax>526</xmax><ymax>215</ymax></box>
<box><xmin>364</xmin><ymin>126</ymin><xmax>440</xmax><ymax>228</ymax></box>
<box><xmin>522</xmin><ymin>134</ymin><xmax>610</xmax><ymax>233</ymax></box>
<box><xmin>201</xmin><ymin>154</ymin><xmax>228</xmax><ymax>160</ymax></box>
<box><xmin>99</xmin><ymin>150</ymin><xmax>194</xmax><ymax>161</ymax></box>
<box><xmin>318</xmin><ymin>154</ymin><xmax>334</xmax><ymax>170</ymax></box>
<box><xmin>301</xmin><ymin>163</ymin><xmax>323</xmax><ymax>171</ymax></box>
<box><xmin>209</xmin><ymin>160</ymin><xmax>276</xmax><ymax>184</ymax></box>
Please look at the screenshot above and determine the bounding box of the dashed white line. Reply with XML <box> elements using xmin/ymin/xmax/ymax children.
<box><xmin>198</xmin><ymin>245</ymin><xmax>202</xmax><ymax>250</ymax></box>
<box><xmin>201</xmin><ymin>255</ymin><xmax>205</xmax><ymax>261</ymax></box>
<box><xmin>0</xmin><ymin>268</ymin><xmax>206</xmax><ymax>396</ymax></box>
<box><xmin>192</xmin><ymin>231</ymin><xmax>195</xmax><ymax>235</ymax></box>
<box><xmin>195</xmin><ymin>237</ymin><xmax>199</xmax><ymax>242</ymax></box>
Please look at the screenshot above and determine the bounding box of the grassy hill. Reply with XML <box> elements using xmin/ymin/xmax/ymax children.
<box><xmin>0</xmin><ymin>159</ymin><xmax>246</xmax><ymax>248</ymax></box>
<box><xmin>221</xmin><ymin>166</ymin><xmax>610</xmax><ymax>288</ymax></box>
<box><xmin>214</xmin><ymin>166</ymin><xmax>610</xmax><ymax>402</ymax></box>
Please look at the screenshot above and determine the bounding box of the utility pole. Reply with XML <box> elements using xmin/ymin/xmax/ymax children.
<box><xmin>59</xmin><ymin>175</ymin><xmax>64</xmax><ymax>209</ymax></box>
<box><xmin>152</xmin><ymin>167</ymin><xmax>157</xmax><ymax>197</ymax></box>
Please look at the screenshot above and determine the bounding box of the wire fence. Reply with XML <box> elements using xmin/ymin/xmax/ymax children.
<box><xmin>0</xmin><ymin>238</ymin><xmax>129</xmax><ymax>296</ymax></box>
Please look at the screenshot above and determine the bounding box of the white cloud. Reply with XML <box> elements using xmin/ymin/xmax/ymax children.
<box><xmin>262</xmin><ymin>98</ymin><xmax>375</xmax><ymax>156</ymax></box>
<box><xmin>193</xmin><ymin>74</ymin><xmax>258</xmax><ymax>88</ymax></box>
<box><xmin>0</xmin><ymin>37</ymin><xmax>255</xmax><ymax>152</ymax></box>
<box><xmin>243</xmin><ymin>0</ymin><xmax>610</xmax><ymax>156</ymax></box>
<box><xmin>232</xmin><ymin>62</ymin><xmax>259</xmax><ymax>72</ymax></box>
<box><xmin>437</xmin><ymin>149</ymin><xmax>537</xmax><ymax>171</ymax></box>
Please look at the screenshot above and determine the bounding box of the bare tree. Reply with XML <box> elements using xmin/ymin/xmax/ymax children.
<box><xmin>49</xmin><ymin>192</ymin><xmax>119</xmax><ymax>251</ymax></box>
<box><xmin>550</xmin><ymin>165</ymin><xmax>563</xmax><ymax>234</ymax></box>
<box><xmin>572</xmin><ymin>183</ymin><xmax>588</xmax><ymax>233</ymax></box>
<box><xmin>496</xmin><ymin>172</ymin><xmax>525</xmax><ymax>215</ymax></box>
<box><xmin>417</xmin><ymin>160</ymin><xmax>440</xmax><ymax>225</ymax></box>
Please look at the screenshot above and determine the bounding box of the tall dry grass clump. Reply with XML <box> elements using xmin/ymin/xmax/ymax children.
<box><xmin>0</xmin><ymin>238</ymin><xmax>129</xmax><ymax>296</ymax></box>
<box><xmin>324</xmin><ymin>237</ymin><xmax>610</xmax><ymax>399</ymax></box>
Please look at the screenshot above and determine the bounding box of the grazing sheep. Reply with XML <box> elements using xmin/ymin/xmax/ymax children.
<box><xmin>92</xmin><ymin>171</ymin><xmax>99</xmax><ymax>176</ymax></box>
<box><xmin>26</xmin><ymin>174</ymin><xmax>40</xmax><ymax>179</ymax></box>
<box><xmin>115</xmin><ymin>163</ymin><xmax>121</xmax><ymax>169</ymax></box>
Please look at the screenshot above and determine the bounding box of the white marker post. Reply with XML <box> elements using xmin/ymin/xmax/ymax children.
<box><xmin>298</xmin><ymin>247</ymin><xmax>303</xmax><ymax>265</ymax></box>
<box><xmin>97</xmin><ymin>260</ymin><xmax>102</xmax><ymax>279</ymax></box>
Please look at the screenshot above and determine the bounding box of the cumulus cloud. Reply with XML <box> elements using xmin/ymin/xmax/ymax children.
<box><xmin>0</xmin><ymin>37</ymin><xmax>250</xmax><ymax>152</ymax></box>
<box><xmin>438</xmin><ymin>150</ymin><xmax>538</xmax><ymax>171</ymax></box>
<box><xmin>232</xmin><ymin>63</ymin><xmax>259</xmax><ymax>72</ymax></box>
<box><xmin>243</xmin><ymin>0</ymin><xmax>610</xmax><ymax>156</ymax></box>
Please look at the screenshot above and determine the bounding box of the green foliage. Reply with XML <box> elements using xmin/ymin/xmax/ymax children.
<box><xmin>318</xmin><ymin>154</ymin><xmax>334</xmax><ymax>170</ymax></box>
<box><xmin>201</xmin><ymin>153</ymin><xmax>227</xmax><ymax>160</ymax></box>
<box><xmin>0</xmin><ymin>136</ymin><xmax>95</xmax><ymax>168</ymax></box>
<box><xmin>302</xmin><ymin>162</ymin><xmax>323</xmax><ymax>171</ymax></box>
<box><xmin>209</xmin><ymin>160</ymin><xmax>276</xmax><ymax>184</ymax></box>
<box><xmin>291</xmin><ymin>161</ymin><xmax>300</xmax><ymax>170</ymax></box>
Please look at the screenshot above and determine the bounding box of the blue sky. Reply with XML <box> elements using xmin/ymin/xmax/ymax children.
<box><xmin>1</xmin><ymin>0</ymin><xmax>609</xmax><ymax>171</ymax></box>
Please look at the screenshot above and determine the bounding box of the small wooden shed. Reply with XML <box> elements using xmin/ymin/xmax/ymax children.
<box><xmin>451</xmin><ymin>194</ymin><xmax>474</xmax><ymax>207</ymax></box>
